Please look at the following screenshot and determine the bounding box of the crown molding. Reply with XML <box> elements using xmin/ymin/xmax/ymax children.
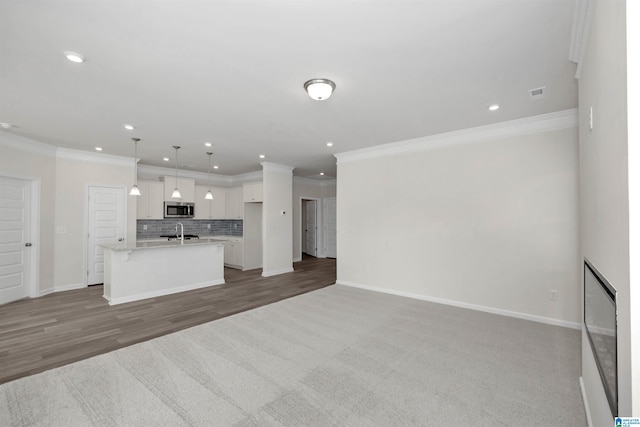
<box><xmin>56</xmin><ymin>147</ymin><xmax>132</xmax><ymax>167</ymax></box>
<box><xmin>231</xmin><ymin>170</ymin><xmax>263</xmax><ymax>185</ymax></box>
<box><xmin>137</xmin><ymin>164</ymin><xmax>234</xmax><ymax>186</ymax></box>
<box><xmin>293</xmin><ymin>175</ymin><xmax>337</xmax><ymax>186</ymax></box>
<box><xmin>0</xmin><ymin>131</ymin><xmax>57</xmax><ymax>157</ymax></box>
<box><xmin>137</xmin><ymin>164</ymin><xmax>263</xmax><ymax>187</ymax></box>
<box><xmin>569</xmin><ymin>0</ymin><xmax>594</xmax><ymax>79</ymax></box>
<box><xmin>335</xmin><ymin>109</ymin><xmax>578</xmax><ymax>164</ymax></box>
<box><xmin>261</xmin><ymin>162</ymin><xmax>294</xmax><ymax>174</ymax></box>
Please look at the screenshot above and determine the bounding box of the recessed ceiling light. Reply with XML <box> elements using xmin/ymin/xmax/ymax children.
<box><xmin>259</xmin><ymin>154</ymin><xmax>265</xmax><ymax>159</ymax></box>
<box><xmin>163</xmin><ymin>157</ymin><xmax>170</xmax><ymax>162</ymax></box>
<box><xmin>213</xmin><ymin>165</ymin><xmax>219</xmax><ymax>169</ymax></box>
<box><xmin>326</xmin><ymin>142</ymin><xmax>334</xmax><ymax>147</ymax></box>
<box><xmin>320</xmin><ymin>172</ymin><xmax>325</xmax><ymax>176</ymax></box>
<box><xmin>124</xmin><ymin>124</ymin><xmax>135</xmax><ymax>130</ymax></box>
<box><xmin>64</xmin><ymin>51</ymin><xmax>85</xmax><ymax>63</ymax></box>
<box><xmin>95</xmin><ymin>147</ymin><xmax>103</xmax><ymax>151</ymax></box>
<box><xmin>204</xmin><ymin>142</ymin><xmax>212</xmax><ymax>147</ymax></box>
<box><xmin>0</xmin><ymin>122</ymin><xmax>14</xmax><ymax>129</ymax></box>
<box><xmin>488</xmin><ymin>104</ymin><xmax>500</xmax><ymax>111</ymax></box>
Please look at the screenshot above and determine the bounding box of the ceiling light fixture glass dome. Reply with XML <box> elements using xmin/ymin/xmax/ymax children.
<box><xmin>304</xmin><ymin>79</ymin><xmax>336</xmax><ymax>101</ymax></box>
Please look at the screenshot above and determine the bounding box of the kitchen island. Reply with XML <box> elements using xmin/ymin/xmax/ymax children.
<box><xmin>101</xmin><ymin>238</ymin><xmax>225</xmax><ymax>305</ymax></box>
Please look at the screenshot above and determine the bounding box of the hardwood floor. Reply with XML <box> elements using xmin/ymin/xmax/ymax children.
<box><xmin>0</xmin><ymin>256</ymin><xmax>335</xmax><ymax>385</ymax></box>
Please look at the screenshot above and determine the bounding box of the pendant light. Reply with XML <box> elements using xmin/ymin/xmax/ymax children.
<box><xmin>129</xmin><ymin>138</ymin><xmax>141</xmax><ymax>196</ymax></box>
<box><xmin>171</xmin><ymin>146</ymin><xmax>182</xmax><ymax>199</ymax></box>
<box><xmin>205</xmin><ymin>152</ymin><xmax>214</xmax><ymax>200</ymax></box>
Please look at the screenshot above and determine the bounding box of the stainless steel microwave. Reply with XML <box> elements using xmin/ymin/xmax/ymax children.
<box><xmin>164</xmin><ymin>202</ymin><xmax>194</xmax><ymax>218</ymax></box>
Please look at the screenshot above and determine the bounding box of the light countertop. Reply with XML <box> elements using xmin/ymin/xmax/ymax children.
<box><xmin>102</xmin><ymin>237</ymin><xmax>226</xmax><ymax>252</ymax></box>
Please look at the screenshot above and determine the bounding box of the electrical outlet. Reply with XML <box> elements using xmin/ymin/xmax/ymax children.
<box><xmin>550</xmin><ymin>290</ymin><xmax>559</xmax><ymax>301</ymax></box>
<box><xmin>207</xmin><ymin>224</ymin><xmax>211</xmax><ymax>229</ymax></box>
<box><xmin>143</xmin><ymin>224</ymin><xmax>147</xmax><ymax>231</ymax></box>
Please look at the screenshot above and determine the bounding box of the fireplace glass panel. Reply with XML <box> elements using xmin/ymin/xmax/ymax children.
<box><xmin>584</xmin><ymin>259</ymin><xmax>617</xmax><ymax>415</ymax></box>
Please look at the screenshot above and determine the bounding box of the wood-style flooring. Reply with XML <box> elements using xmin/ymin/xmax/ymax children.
<box><xmin>0</xmin><ymin>256</ymin><xmax>336</xmax><ymax>385</ymax></box>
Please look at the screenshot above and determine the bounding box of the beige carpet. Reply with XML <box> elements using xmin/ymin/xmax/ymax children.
<box><xmin>0</xmin><ymin>285</ymin><xmax>587</xmax><ymax>426</ymax></box>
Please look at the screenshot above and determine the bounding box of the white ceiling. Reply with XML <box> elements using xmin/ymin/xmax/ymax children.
<box><xmin>0</xmin><ymin>0</ymin><xmax>578</xmax><ymax>178</ymax></box>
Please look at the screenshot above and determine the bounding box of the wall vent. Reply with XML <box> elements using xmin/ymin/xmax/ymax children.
<box><xmin>529</xmin><ymin>86</ymin><xmax>546</xmax><ymax>101</ymax></box>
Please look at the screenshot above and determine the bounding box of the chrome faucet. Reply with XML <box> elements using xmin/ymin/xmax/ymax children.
<box><xmin>175</xmin><ymin>222</ymin><xmax>184</xmax><ymax>244</ymax></box>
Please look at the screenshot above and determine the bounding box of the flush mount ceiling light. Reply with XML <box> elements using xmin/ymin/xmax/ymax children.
<box><xmin>124</xmin><ymin>124</ymin><xmax>135</xmax><ymax>130</ymax></box>
<box><xmin>129</xmin><ymin>138</ymin><xmax>141</xmax><ymax>196</ymax></box>
<box><xmin>163</xmin><ymin>157</ymin><xmax>169</xmax><ymax>162</ymax></box>
<box><xmin>171</xmin><ymin>146</ymin><xmax>182</xmax><ymax>199</ymax></box>
<box><xmin>304</xmin><ymin>79</ymin><xmax>336</xmax><ymax>101</ymax></box>
<box><xmin>326</xmin><ymin>142</ymin><xmax>334</xmax><ymax>147</ymax></box>
<box><xmin>488</xmin><ymin>104</ymin><xmax>500</xmax><ymax>111</ymax></box>
<box><xmin>95</xmin><ymin>147</ymin><xmax>103</xmax><ymax>151</ymax></box>
<box><xmin>259</xmin><ymin>154</ymin><xmax>265</xmax><ymax>159</ymax></box>
<box><xmin>204</xmin><ymin>142</ymin><xmax>212</xmax><ymax>147</ymax></box>
<box><xmin>64</xmin><ymin>51</ymin><xmax>85</xmax><ymax>63</ymax></box>
<box><xmin>0</xmin><ymin>122</ymin><xmax>15</xmax><ymax>129</ymax></box>
<box><xmin>205</xmin><ymin>152</ymin><xmax>214</xmax><ymax>200</ymax></box>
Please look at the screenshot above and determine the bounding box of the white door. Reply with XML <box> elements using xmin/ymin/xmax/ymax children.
<box><xmin>324</xmin><ymin>197</ymin><xmax>336</xmax><ymax>258</ymax></box>
<box><xmin>305</xmin><ymin>200</ymin><xmax>318</xmax><ymax>257</ymax></box>
<box><xmin>87</xmin><ymin>186</ymin><xmax>125</xmax><ymax>285</ymax></box>
<box><xmin>0</xmin><ymin>177</ymin><xmax>32</xmax><ymax>304</ymax></box>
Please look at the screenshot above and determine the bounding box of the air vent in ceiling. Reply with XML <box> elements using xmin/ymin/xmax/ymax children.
<box><xmin>529</xmin><ymin>86</ymin><xmax>546</xmax><ymax>101</ymax></box>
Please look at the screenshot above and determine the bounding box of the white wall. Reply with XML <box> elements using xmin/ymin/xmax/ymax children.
<box><xmin>261</xmin><ymin>162</ymin><xmax>293</xmax><ymax>276</ymax></box>
<box><xmin>336</xmin><ymin>113</ymin><xmax>580</xmax><ymax>327</ymax></box>
<box><xmin>292</xmin><ymin>176</ymin><xmax>337</xmax><ymax>261</ymax></box>
<box><xmin>578</xmin><ymin>0</ymin><xmax>635</xmax><ymax>420</ymax></box>
<box><xmin>54</xmin><ymin>150</ymin><xmax>137</xmax><ymax>288</ymax></box>
<box><xmin>0</xmin><ymin>133</ymin><xmax>57</xmax><ymax>294</ymax></box>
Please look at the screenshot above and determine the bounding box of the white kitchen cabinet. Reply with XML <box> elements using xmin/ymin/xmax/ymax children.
<box><xmin>194</xmin><ymin>185</ymin><xmax>227</xmax><ymax>219</ymax></box>
<box><xmin>136</xmin><ymin>181</ymin><xmax>164</xmax><ymax>219</ymax></box>
<box><xmin>163</xmin><ymin>176</ymin><xmax>195</xmax><ymax>203</ymax></box>
<box><xmin>226</xmin><ymin>186</ymin><xmax>243</xmax><ymax>219</ymax></box>
<box><xmin>223</xmin><ymin>237</ymin><xmax>243</xmax><ymax>267</ymax></box>
<box><xmin>243</xmin><ymin>182</ymin><xmax>263</xmax><ymax>202</ymax></box>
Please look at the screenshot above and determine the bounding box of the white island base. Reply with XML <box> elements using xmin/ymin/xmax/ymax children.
<box><xmin>103</xmin><ymin>240</ymin><xmax>225</xmax><ymax>305</ymax></box>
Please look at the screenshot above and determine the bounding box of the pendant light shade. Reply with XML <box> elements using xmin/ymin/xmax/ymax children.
<box><xmin>304</xmin><ymin>79</ymin><xmax>336</xmax><ymax>101</ymax></box>
<box><xmin>172</xmin><ymin>145</ymin><xmax>182</xmax><ymax>199</ymax></box>
<box><xmin>129</xmin><ymin>138</ymin><xmax>141</xmax><ymax>196</ymax></box>
<box><xmin>205</xmin><ymin>152</ymin><xmax>214</xmax><ymax>200</ymax></box>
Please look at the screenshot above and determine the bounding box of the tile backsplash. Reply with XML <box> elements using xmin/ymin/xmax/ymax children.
<box><xmin>137</xmin><ymin>219</ymin><xmax>243</xmax><ymax>239</ymax></box>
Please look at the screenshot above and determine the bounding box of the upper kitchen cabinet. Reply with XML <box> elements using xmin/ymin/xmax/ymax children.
<box><xmin>136</xmin><ymin>181</ymin><xmax>164</xmax><ymax>219</ymax></box>
<box><xmin>163</xmin><ymin>176</ymin><xmax>195</xmax><ymax>203</ymax></box>
<box><xmin>226</xmin><ymin>186</ymin><xmax>243</xmax><ymax>219</ymax></box>
<box><xmin>194</xmin><ymin>185</ymin><xmax>227</xmax><ymax>219</ymax></box>
<box><xmin>243</xmin><ymin>182</ymin><xmax>263</xmax><ymax>202</ymax></box>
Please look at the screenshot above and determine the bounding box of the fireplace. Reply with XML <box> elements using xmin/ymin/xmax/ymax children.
<box><xmin>584</xmin><ymin>258</ymin><xmax>617</xmax><ymax>415</ymax></box>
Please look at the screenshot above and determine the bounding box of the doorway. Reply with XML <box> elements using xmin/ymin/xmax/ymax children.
<box><xmin>86</xmin><ymin>186</ymin><xmax>126</xmax><ymax>285</ymax></box>
<box><xmin>301</xmin><ymin>199</ymin><xmax>319</xmax><ymax>258</ymax></box>
<box><xmin>0</xmin><ymin>176</ymin><xmax>37</xmax><ymax>305</ymax></box>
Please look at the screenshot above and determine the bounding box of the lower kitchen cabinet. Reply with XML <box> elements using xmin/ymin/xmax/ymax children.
<box><xmin>223</xmin><ymin>237</ymin><xmax>243</xmax><ymax>268</ymax></box>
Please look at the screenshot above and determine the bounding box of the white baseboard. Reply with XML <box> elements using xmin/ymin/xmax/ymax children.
<box><xmin>579</xmin><ymin>377</ymin><xmax>593</xmax><ymax>427</ymax></box>
<box><xmin>337</xmin><ymin>280</ymin><xmax>581</xmax><ymax>330</ymax></box>
<box><xmin>54</xmin><ymin>283</ymin><xmax>86</xmax><ymax>292</ymax></box>
<box><xmin>38</xmin><ymin>288</ymin><xmax>55</xmax><ymax>297</ymax></box>
<box><xmin>292</xmin><ymin>257</ymin><xmax>302</xmax><ymax>263</ymax></box>
<box><xmin>106</xmin><ymin>279</ymin><xmax>225</xmax><ymax>306</ymax></box>
<box><xmin>262</xmin><ymin>267</ymin><xmax>294</xmax><ymax>277</ymax></box>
